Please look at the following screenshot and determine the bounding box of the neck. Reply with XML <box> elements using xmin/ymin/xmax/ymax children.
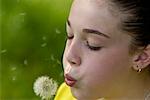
<box><xmin>106</xmin><ymin>70</ymin><xmax>150</xmax><ymax>100</ymax></box>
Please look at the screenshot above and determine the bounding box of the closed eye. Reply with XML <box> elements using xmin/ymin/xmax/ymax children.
<box><xmin>67</xmin><ymin>35</ymin><xmax>74</xmax><ymax>40</ymax></box>
<box><xmin>86</xmin><ymin>41</ymin><xmax>102</xmax><ymax>51</ymax></box>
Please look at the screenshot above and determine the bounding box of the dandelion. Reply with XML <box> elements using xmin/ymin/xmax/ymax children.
<box><xmin>33</xmin><ymin>76</ymin><xmax>58</xmax><ymax>100</ymax></box>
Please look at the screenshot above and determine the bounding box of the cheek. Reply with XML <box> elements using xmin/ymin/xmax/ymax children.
<box><xmin>82</xmin><ymin>49</ymin><xmax>132</xmax><ymax>86</ymax></box>
<box><xmin>62</xmin><ymin>47</ymin><xmax>68</xmax><ymax>70</ymax></box>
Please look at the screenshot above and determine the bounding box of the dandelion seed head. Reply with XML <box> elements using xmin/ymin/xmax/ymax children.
<box><xmin>33</xmin><ymin>76</ymin><xmax>58</xmax><ymax>99</ymax></box>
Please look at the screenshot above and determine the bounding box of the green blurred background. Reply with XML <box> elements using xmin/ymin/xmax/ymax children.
<box><xmin>0</xmin><ymin>0</ymin><xmax>72</xmax><ymax>99</ymax></box>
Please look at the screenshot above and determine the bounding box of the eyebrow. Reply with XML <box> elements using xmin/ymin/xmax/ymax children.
<box><xmin>82</xmin><ymin>29</ymin><xmax>110</xmax><ymax>39</ymax></box>
<box><xmin>66</xmin><ymin>20</ymin><xmax>110</xmax><ymax>39</ymax></box>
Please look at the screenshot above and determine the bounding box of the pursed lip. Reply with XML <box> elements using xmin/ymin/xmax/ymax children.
<box><xmin>64</xmin><ymin>74</ymin><xmax>77</xmax><ymax>87</ymax></box>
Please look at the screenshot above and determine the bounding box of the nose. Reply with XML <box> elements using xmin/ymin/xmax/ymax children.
<box><xmin>66</xmin><ymin>40</ymin><xmax>81</xmax><ymax>66</ymax></box>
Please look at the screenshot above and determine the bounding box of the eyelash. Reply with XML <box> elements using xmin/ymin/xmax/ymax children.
<box><xmin>66</xmin><ymin>34</ymin><xmax>102</xmax><ymax>51</ymax></box>
<box><xmin>67</xmin><ymin>35</ymin><xmax>74</xmax><ymax>40</ymax></box>
<box><xmin>86</xmin><ymin>41</ymin><xmax>102</xmax><ymax>51</ymax></box>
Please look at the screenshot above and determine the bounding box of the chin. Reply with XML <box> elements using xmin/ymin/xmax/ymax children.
<box><xmin>71</xmin><ymin>87</ymin><xmax>102</xmax><ymax>100</ymax></box>
<box><xmin>71</xmin><ymin>87</ymin><xmax>85</xmax><ymax>99</ymax></box>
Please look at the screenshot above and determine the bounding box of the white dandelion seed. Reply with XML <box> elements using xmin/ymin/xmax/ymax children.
<box><xmin>50</xmin><ymin>55</ymin><xmax>55</xmax><ymax>61</ymax></box>
<box><xmin>33</xmin><ymin>76</ymin><xmax>58</xmax><ymax>100</ymax></box>
<box><xmin>41</xmin><ymin>43</ymin><xmax>47</xmax><ymax>47</ymax></box>
<box><xmin>12</xmin><ymin>76</ymin><xmax>16</xmax><ymax>81</ymax></box>
<box><xmin>19</xmin><ymin>12</ymin><xmax>26</xmax><ymax>16</ymax></box>
<box><xmin>56</xmin><ymin>59</ymin><xmax>61</xmax><ymax>65</ymax></box>
<box><xmin>1</xmin><ymin>49</ymin><xmax>7</xmax><ymax>54</ymax></box>
<box><xmin>42</xmin><ymin>36</ymin><xmax>47</xmax><ymax>41</ymax></box>
<box><xmin>11</xmin><ymin>67</ymin><xmax>16</xmax><ymax>71</ymax></box>
<box><xmin>55</xmin><ymin>28</ymin><xmax>61</xmax><ymax>34</ymax></box>
<box><xmin>24</xmin><ymin>59</ymin><xmax>28</xmax><ymax>65</ymax></box>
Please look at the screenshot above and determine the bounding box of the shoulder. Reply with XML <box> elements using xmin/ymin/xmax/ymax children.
<box><xmin>54</xmin><ymin>82</ymin><xmax>76</xmax><ymax>100</ymax></box>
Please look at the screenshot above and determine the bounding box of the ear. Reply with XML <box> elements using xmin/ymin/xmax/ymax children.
<box><xmin>132</xmin><ymin>45</ymin><xmax>150</xmax><ymax>71</ymax></box>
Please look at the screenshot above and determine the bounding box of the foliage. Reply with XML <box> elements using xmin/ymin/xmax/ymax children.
<box><xmin>1</xmin><ymin>0</ymin><xmax>72</xmax><ymax>99</ymax></box>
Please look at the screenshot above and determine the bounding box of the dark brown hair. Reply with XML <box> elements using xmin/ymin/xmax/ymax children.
<box><xmin>111</xmin><ymin>0</ymin><xmax>150</xmax><ymax>50</ymax></box>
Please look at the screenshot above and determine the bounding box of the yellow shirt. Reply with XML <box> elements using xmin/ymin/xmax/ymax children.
<box><xmin>54</xmin><ymin>82</ymin><xmax>76</xmax><ymax>100</ymax></box>
<box><xmin>54</xmin><ymin>82</ymin><xmax>106</xmax><ymax>100</ymax></box>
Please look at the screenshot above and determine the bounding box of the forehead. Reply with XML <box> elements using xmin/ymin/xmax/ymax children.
<box><xmin>69</xmin><ymin>0</ymin><xmax>122</xmax><ymax>38</ymax></box>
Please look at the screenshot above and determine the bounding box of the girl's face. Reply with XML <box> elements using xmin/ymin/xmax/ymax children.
<box><xmin>63</xmin><ymin>0</ymin><xmax>135</xmax><ymax>99</ymax></box>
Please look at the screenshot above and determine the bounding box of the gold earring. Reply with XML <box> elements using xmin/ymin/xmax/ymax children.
<box><xmin>136</xmin><ymin>65</ymin><xmax>142</xmax><ymax>73</ymax></box>
<box><xmin>138</xmin><ymin>68</ymin><xmax>142</xmax><ymax>72</ymax></box>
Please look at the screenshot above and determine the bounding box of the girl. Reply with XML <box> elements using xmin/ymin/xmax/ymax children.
<box><xmin>55</xmin><ymin>0</ymin><xmax>150</xmax><ymax>99</ymax></box>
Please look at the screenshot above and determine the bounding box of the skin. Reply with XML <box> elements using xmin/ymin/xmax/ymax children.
<box><xmin>62</xmin><ymin>0</ymin><xmax>150</xmax><ymax>99</ymax></box>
